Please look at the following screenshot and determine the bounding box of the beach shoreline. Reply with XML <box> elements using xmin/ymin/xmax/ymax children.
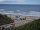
<box><xmin>7</xmin><ymin>14</ymin><xmax>40</xmax><ymax>20</ymax></box>
<box><xmin>6</xmin><ymin>14</ymin><xmax>40</xmax><ymax>27</ymax></box>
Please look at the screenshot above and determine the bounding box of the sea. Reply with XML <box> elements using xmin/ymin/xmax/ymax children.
<box><xmin>0</xmin><ymin>4</ymin><xmax>40</xmax><ymax>17</ymax></box>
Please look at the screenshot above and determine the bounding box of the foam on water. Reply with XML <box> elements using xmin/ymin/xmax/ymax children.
<box><xmin>0</xmin><ymin>9</ymin><xmax>40</xmax><ymax>17</ymax></box>
<box><xmin>27</xmin><ymin>11</ymin><xmax>40</xmax><ymax>17</ymax></box>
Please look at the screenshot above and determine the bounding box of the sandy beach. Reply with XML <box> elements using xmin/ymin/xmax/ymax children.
<box><xmin>7</xmin><ymin>14</ymin><xmax>40</xmax><ymax>27</ymax></box>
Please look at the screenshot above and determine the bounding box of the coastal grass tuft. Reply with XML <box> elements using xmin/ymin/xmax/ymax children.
<box><xmin>0</xmin><ymin>14</ymin><xmax>13</xmax><ymax>25</ymax></box>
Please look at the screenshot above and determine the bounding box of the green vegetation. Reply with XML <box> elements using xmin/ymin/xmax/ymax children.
<box><xmin>12</xmin><ymin>19</ymin><xmax>40</xmax><ymax>30</ymax></box>
<box><xmin>0</xmin><ymin>14</ymin><xmax>13</xmax><ymax>25</ymax></box>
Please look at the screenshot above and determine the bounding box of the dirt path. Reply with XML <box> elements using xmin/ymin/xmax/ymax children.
<box><xmin>14</xmin><ymin>20</ymin><xmax>33</xmax><ymax>27</ymax></box>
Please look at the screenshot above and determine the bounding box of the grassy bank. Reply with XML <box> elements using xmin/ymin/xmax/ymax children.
<box><xmin>12</xmin><ymin>19</ymin><xmax>40</xmax><ymax>30</ymax></box>
<box><xmin>0</xmin><ymin>14</ymin><xmax>13</xmax><ymax>26</ymax></box>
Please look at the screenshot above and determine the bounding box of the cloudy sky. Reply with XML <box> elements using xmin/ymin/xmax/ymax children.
<box><xmin>0</xmin><ymin>0</ymin><xmax>40</xmax><ymax>4</ymax></box>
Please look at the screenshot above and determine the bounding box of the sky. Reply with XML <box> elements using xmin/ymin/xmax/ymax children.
<box><xmin>0</xmin><ymin>0</ymin><xmax>40</xmax><ymax>4</ymax></box>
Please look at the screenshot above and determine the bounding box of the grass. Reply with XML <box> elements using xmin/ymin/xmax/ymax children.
<box><xmin>0</xmin><ymin>14</ymin><xmax>13</xmax><ymax>25</ymax></box>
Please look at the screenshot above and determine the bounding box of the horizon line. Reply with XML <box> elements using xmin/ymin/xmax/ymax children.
<box><xmin>0</xmin><ymin>4</ymin><xmax>40</xmax><ymax>5</ymax></box>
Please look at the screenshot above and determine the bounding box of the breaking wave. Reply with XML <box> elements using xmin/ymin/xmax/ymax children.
<box><xmin>0</xmin><ymin>9</ymin><xmax>40</xmax><ymax>17</ymax></box>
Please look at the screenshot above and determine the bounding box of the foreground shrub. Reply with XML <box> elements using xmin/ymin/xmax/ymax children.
<box><xmin>0</xmin><ymin>14</ymin><xmax>13</xmax><ymax>25</ymax></box>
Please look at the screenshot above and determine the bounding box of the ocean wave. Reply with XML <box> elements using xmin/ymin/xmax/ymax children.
<box><xmin>0</xmin><ymin>9</ymin><xmax>4</xmax><ymax>11</ymax></box>
<box><xmin>0</xmin><ymin>9</ymin><xmax>40</xmax><ymax>17</ymax></box>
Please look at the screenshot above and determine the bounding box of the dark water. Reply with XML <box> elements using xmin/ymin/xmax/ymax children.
<box><xmin>0</xmin><ymin>4</ymin><xmax>40</xmax><ymax>12</ymax></box>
